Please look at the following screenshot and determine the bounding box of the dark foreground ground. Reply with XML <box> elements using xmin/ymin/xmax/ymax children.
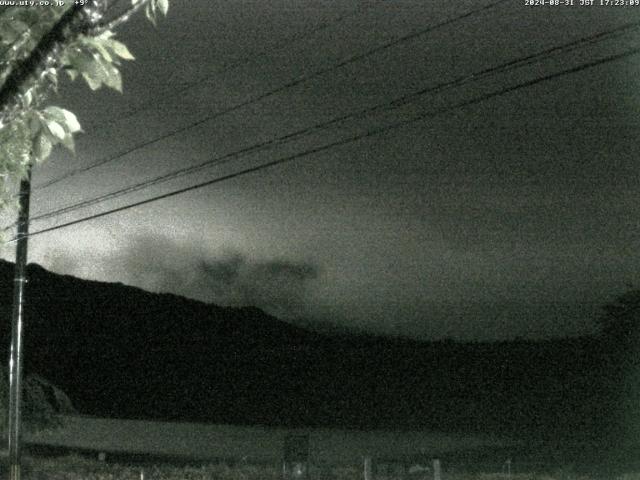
<box><xmin>3</xmin><ymin>451</ymin><xmax>640</xmax><ymax>480</ymax></box>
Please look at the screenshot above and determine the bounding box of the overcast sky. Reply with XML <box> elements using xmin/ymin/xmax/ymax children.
<box><xmin>2</xmin><ymin>0</ymin><xmax>639</xmax><ymax>340</ymax></box>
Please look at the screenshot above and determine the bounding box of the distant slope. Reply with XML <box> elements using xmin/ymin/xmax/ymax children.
<box><xmin>0</xmin><ymin>260</ymin><xmax>616</xmax><ymax>439</ymax></box>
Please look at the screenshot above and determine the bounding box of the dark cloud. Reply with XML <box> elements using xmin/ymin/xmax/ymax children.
<box><xmin>98</xmin><ymin>235</ymin><xmax>320</xmax><ymax>320</ymax></box>
<box><xmin>15</xmin><ymin>1</ymin><xmax>638</xmax><ymax>342</ymax></box>
<box><xmin>28</xmin><ymin>230</ymin><xmax>623</xmax><ymax>340</ymax></box>
<box><xmin>198</xmin><ymin>256</ymin><xmax>319</xmax><ymax>318</ymax></box>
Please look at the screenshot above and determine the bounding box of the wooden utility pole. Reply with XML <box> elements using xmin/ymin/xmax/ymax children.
<box><xmin>0</xmin><ymin>4</ymin><xmax>157</xmax><ymax>478</ymax></box>
<box><xmin>7</xmin><ymin>169</ymin><xmax>32</xmax><ymax>480</ymax></box>
<box><xmin>0</xmin><ymin>6</ymin><xmax>100</xmax><ymax>480</ymax></box>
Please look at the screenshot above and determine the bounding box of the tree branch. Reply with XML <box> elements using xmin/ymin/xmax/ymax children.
<box><xmin>0</xmin><ymin>5</ymin><xmax>85</xmax><ymax>125</ymax></box>
<box><xmin>0</xmin><ymin>0</ymin><xmax>151</xmax><ymax>126</ymax></box>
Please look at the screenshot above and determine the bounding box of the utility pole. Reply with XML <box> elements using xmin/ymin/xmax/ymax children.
<box><xmin>0</xmin><ymin>6</ymin><xmax>95</xmax><ymax>480</ymax></box>
<box><xmin>0</xmin><ymin>4</ymin><xmax>158</xmax><ymax>479</ymax></box>
<box><xmin>7</xmin><ymin>168</ymin><xmax>32</xmax><ymax>480</ymax></box>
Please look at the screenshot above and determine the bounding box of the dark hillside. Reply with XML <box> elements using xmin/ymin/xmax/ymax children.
<box><xmin>0</xmin><ymin>260</ymin><xmax>619</xmax><ymax>439</ymax></box>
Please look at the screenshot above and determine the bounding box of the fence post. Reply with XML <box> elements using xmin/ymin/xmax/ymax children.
<box><xmin>433</xmin><ymin>459</ymin><xmax>441</xmax><ymax>480</ymax></box>
<box><xmin>364</xmin><ymin>456</ymin><xmax>373</xmax><ymax>480</ymax></box>
<box><xmin>283</xmin><ymin>433</ymin><xmax>309</xmax><ymax>479</ymax></box>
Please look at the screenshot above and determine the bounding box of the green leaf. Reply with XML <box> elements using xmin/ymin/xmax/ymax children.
<box><xmin>19</xmin><ymin>89</ymin><xmax>33</xmax><ymax>109</ymax></box>
<box><xmin>11</xmin><ymin>19</ymin><xmax>29</xmax><ymax>35</ymax></box>
<box><xmin>43</xmin><ymin>107</ymin><xmax>65</xmax><ymax>124</ymax></box>
<box><xmin>0</xmin><ymin>23</ymin><xmax>18</xmax><ymax>44</ymax></box>
<box><xmin>75</xmin><ymin>51</ymin><xmax>124</xmax><ymax>92</ymax></box>
<box><xmin>59</xmin><ymin>132</ymin><xmax>75</xmax><ymax>154</ymax></box>
<box><xmin>43</xmin><ymin>107</ymin><xmax>81</xmax><ymax>133</ymax></box>
<box><xmin>33</xmin><ymin>132</ymin><xmax>52</xmax><ymax>162</ymax></box>
<box><xmin>157</xmin><ymin>0</ymin><xmax>169</xmax><ymax>16</ymax></box>
<box><xmin>96</xmin><ymin>57</ymin><xmax>122</xmax><ymax>92</ymax></box>
<box><xmin>97</xmin><ymin>30</ymin><xmax>115</xmax><ymax>39</ymax></box>
<box><xmin>105</xmin><ymin>67</ymin><xmax>122</xmax><ymax>93</ymax></box>
<box><xmin>145</xmin><ymin>2</ymin><xmax>157</xmax><ymax>26</ymax></box>
<box><xmin>106</xmin><ymin>39</ymin><xmax>134</xmax><ymax>60</ymax></box>
<box><xmin>45</xmin><ymin>120</ymin><xmax>66</xmax><ymax>142</ymax></box>
<box><xmin>0</xmin><ymin>18</ymin><xmax>29</xmax><ymax>45</ymax></box>
<box><xmin>67</xmin><ymin>47</ymin><xmax>104</xmax><ymax>88</ymax></box>
<box><xmin>65</xmin><ymin>68</ymin><xmax>79</xmax><ymax>81</ymax></box>
<box><xmin>81</xmin><ymin>71</ymin><xmax>102</xmax><ymax>90</ymax></box>
<box><xmin>88</xmin><ymin>38</ymin><xmax>113</xmax><ymax>63</ymax></box>
<box><xmin>43</xmin><ymin>67</ymin><xmax>58</xmax><ymax>90</ymax></box>
<box><xmin>61</xmin><ymin>109</ymin><xmax>81</xmax><ymax>133</ymax></box>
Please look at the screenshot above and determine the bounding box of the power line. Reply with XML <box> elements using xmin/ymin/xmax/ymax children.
<box><xmin>32</xmin><ymin>3</ymin><xmax>375</xmax><ymax>191</ymax></box>
<box><xmin>23</xmin><ymin>21</ymin><xmax>640</xmax><ymax>226</ymax></box>
<box><xmin>80</xmin><ymin>1</ymin><xmax>374</xmax><ymax>132</ymax></box>
<box><xmin>15</xmin><ymin>46</ymin><xmax>640</xmax><ymax>242</ymax></box>
<box><xmin>33</xmin><ymin>0</ymin><xmax>509</xmax><ymax>192</ymax></box>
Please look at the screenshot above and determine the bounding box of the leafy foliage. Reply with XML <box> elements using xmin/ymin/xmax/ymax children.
<box><xmin>136</xmin><ymin>0</ymin><xmax>169</xmax><ymax>26</ymax></box>
<box><xmin>0</xmin><ymin>6</ymin><xmax>65</xmax><ymax>86</ymax></box>
<box><xmin>0</xmin><ymin>0</ymin><xmax>168</xmax><ymax>432</ymax></box>
<box><xmin>0</xmin><ymin>0</ymin><xmax>168</xmax><ymax>213</ymax></box>
<box><xmin>60</xmin><ymin>31</ymin><xmax>136</xmax><ymax>92</ymax></box>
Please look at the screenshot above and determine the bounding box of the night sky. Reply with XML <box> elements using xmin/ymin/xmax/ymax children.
<box><xmin>2</xmin><ymin>0</ymin><xmax>639</xmax><ymax>340</ymax></box>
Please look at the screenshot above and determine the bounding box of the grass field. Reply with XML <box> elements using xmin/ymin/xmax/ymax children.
<box><xmin>3</xmin><ymin>454</ymin><xmax>640</xmax><ymax>480</ymax></box>
<box><xmin>20</xmin><ymin>416</ymin><xmax>640</xmax><ymax>479</ymax></box>
<box><xmin>26</xmin><ymin>415</ymin><xmax>516</xmax><ymax>466</ymax></box>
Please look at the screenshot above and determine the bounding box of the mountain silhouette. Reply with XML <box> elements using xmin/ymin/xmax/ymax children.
<box><xmin>0</xmin><ymin>260</ymin><xmax>618</xmax><ymax>440</ymax></box>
